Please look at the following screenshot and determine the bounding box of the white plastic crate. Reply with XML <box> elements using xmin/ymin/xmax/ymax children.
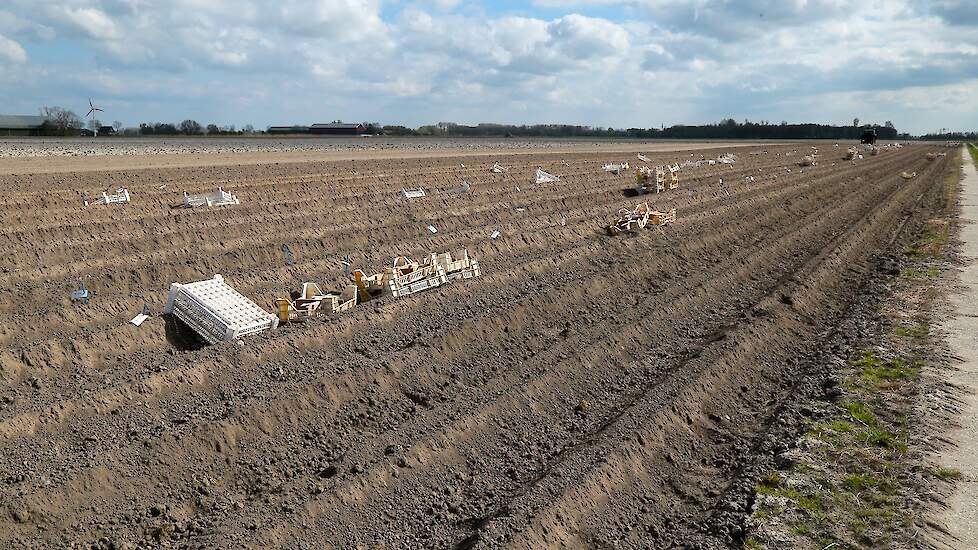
<box><xmin>602</xmin><ymin>162</ymin><xmax>629</xmax><ymax>175</ymax></box>
<box><xmin>392</xmin><ymin>264</ymin><xmax>438</xmax><ymax>287</ymax></box>
<box><xmin>183</xmin><ymin>187</ymin><xmax>240</xmax><ymax>208</ymax></box>
<box><xmin>432</xmin><ymin>249</ymin><xmax>476</xmax><ymax>275</ymax></box>
<box><xmin>446</xmin><ymin>260</ymin><xmax>480</xmax><ymax>281</ymax></box>
<box><xmin>668</xmin><ymin>164</ymin><xmax>680</xmax><ymax>189</ymax></box>
<box><xmin>390</xmin><ymin>270</ymin><xmax>448</xmax><ymax>297</ymax></box>
<box><xmin>388</xmin><ymin>261</ymin><xmax>441</xmax><ymax>297</ymax></box>
<box><xmin>386</xmin><ymin>249</ymin><xmax>481</xmax><ymax>298</ymax></box>
<box><xmin>536</xmin><ymin>169</ymin><xmax>559</xmax><ymax>184</ymax></box>
<box><xmin>164</xmin><ymin>275</ymin><xmax>277</xmax><ymax>344</ymax></box>
<box><xmin>100</xmin><ymin>188</ymin><xmax>130</xmax><ymax>205</ymax></box>
<box><xmin>636</xmin><ymin>166</ymin><xmax>664</xmax><ymax>194</ymax></box>
<box><xmin>401</xmin><ymin>187</ymin><xmax>426</xmax><ymax>199</ymax></box>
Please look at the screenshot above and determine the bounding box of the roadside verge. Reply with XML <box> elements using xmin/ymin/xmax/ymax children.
<box><xmin>743</xmin><ymin>149</ymin><xmax>960</xmax><ymax>549</ymax></box>
<box><xmin>937</xmin><ymin>146</ymin><xmax>978</xmax><ymax>548</ymax></box>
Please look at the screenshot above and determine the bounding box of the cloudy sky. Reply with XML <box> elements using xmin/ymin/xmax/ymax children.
<box><xmin>0</xmin><ymin>0</ymin><xmax>976</xmax><ymax>134</ymax></box>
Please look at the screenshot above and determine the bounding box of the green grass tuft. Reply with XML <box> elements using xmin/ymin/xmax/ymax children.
<box><xmin>930</xmin><ymin>467</ymin><xmax>963</xmax><ymax>481</ymax></box>
<box><xmin>853</xmin><ymin>351</ymin><xmax>918</xmax><ymax>388</ymax></box>
<box><xmin>843</xmin><ymin>474</ymin><xmax>879</xmax><ymax>492</ymax></box>
<box><xmin>858</xmin><ymin>428</ymin><xmax>907</xmax><ymax>452</ymax></box>
<box><xmin>759</xmin><ymin>472</ymin><xmax>783</xmax><ymax>488</ymax></box>
<box><xmin>788</xmin><ymin>523</ymin><xmax>811</xmax><ymax>536</ymax></box>
<box><xmin>893</xmin><ymin>322</ymin><xmax>929</xmax><ymax>339</ymax></box>
<box><xmin>907</xmin><ymin>220</ymin><xmax>951</xmax><ymax>259</ymax></box>
<box><xmin>752</xmin><ymin>502</ymin><xmax>785</xmax><ymax>522</ymax></box>
<box><xmin>901</xmin><ymin>266</ymin><xmax>940</xmax><ymax>280</ymax></box>
<box><xmin>756</xmin><ymin>484</ymin><xmax>824</xmax><ymax>516</ymax></box>
<box><xmin>841</xmin><ymin>401</ymin><xmax>877</xmax><ymax>426</ymax></box>
<box><xmin>825</xmin><ymin>420</ymin><xmax>855</xmax><ymax>433</ymax></box>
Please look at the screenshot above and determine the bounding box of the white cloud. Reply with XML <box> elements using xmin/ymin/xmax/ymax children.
<box><xmin>0</xmin><ymin>33</ymin><xmax>27</xmax><ymax>63</ymax></box>
<box><xmin>48</xmin><ymin>5</ymin><xmax>120</xmax><ymax>40</ymax></box>
<box><xmin>276</xmin><ymin>0</ymin><xmax>387</xmax><ymax>40</ymax></box>
<box><xmin>546</xmin><ymin>14</ymin><xmax>630</xmax><ymax>61</ymax></box>
<box><xmin>0</xmin><ymin>0</ymin><xmax>974</xmax><ymax>133</ymax></box>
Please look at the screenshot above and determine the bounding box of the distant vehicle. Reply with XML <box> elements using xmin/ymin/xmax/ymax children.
<box><xmin>79</xmin><ymin>128</ymin><xmax>95</xmax><ymax>137</ymax></box>
<box><xmin>860</xmin><ymin>129</ymin><xmax>877</xmax><ymax>145</ymax></box>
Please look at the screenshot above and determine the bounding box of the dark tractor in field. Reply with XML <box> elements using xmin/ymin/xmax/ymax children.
<box><xmin>860</xmin><ymin>128</ymin><xmax>877</xmax><ymax>145</ymax></box>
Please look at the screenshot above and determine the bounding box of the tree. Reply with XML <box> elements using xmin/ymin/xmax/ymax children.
<box><xmin>207</xmin><ymin>124</ymin><xmax>220</xmax><ymax>135</ymax></box>
<box><xmin>853</xmin><ymin>117</ymin><xmax>860</xmax><ymax>127</ymax></box>
<box><xmin>382</xmin><ymin>125</ymin><xmax>413</xmax><ymax>136</ymax></box>
<box><xmin>243</xmin><ymin>124</ymin><xmax>255</xmax><ymax>134</ymax></box>
<box><xmin>179</xmin><ymin>119</ymin><xmax>203</xmax><ymax>135</ymax></box>
<box><xmin>39</xmin><ymin>106</ymin><xmax>83</xmax><ymax>135</ymax></box>
<box><xmin>146</xmin><ymin>122</ymin><xmax>178</xmax><ymax>135</ymax></box>
<box><xmin>87</xmin><ymin>118</ymin><xmax>101</xmax><ymax>131</ymax></box>
<box><xmin>113</xmin><ymin>121</ymin><xmax>123</xmax><ymax>132</ymax></box>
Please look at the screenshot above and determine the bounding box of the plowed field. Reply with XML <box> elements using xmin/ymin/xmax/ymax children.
<box><xmin>0</xmin><ymin>142</ymin><xmax>952</xmax><ymax>548</ymax></box>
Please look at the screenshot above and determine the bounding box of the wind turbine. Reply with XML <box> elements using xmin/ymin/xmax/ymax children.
<box><xmin>86</xmin><ymin>98</ymin><xmax>103</xmax><ymax>136</ymax></box>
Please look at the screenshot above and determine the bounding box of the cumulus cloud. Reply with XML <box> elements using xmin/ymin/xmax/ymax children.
<box><xmin>926</xmin><ymin>0</ymin><xmax>978</xmax><ymax>26</ymax></box>
<box><xmin>276</xmin><ymin>0</ymin><xmax>387</xmax><ymax>40</ymax></box>
<box><xmin>548</xmin><ymin>14</ymin><xmax>630</xmax><ymax>60</ymax></box>
<box><xmin>0</xmin><ymin>0</ymin><xmax>974</xmax><ymax>133</ymax></box>
<box><xmin>0</xmin><ymin>33</ymin><xmax>27</xmax><ymax>63</ymax></box>
<box><xmin>46</xmin><ymin>5</ymin><xmax>121</xmax><ymax>40</ymax></box>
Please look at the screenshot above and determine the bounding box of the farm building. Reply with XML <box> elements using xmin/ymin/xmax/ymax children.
<box><xmin>0</xmin><ymin>114</ymin><xmax>47</xmax><ymax>136</ymax></box>
<box><xmin>309</xmin><ymin>123</ymin><xmax>366</xmax><ymax>135</ymax></box>
<box><xmin>266</xmin><ymin>122</ymin><xmax>367</xmax><ymax>135</ymax></box>
<box><xmin>267</xmin><ymin>125</ymin><xmax>310</xmax><ymax>134</ymax></box>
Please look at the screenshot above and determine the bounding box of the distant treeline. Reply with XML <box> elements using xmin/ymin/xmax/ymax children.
<box><xmin>918</xmin><ymin>131</ymin><xmax>978</xmax><ymax>141</ymax></box>
<box><xmin>35</xmin><ymin>107</ymin><xmax>260</xmax><ymax>136</ymax></box>
<box><xmin>38</xmin><ymin>105</ymin><xmax>973</xmax><ymax>140</ymax></box>
<box><xmin>137</xmin><ymin>121</ymin><xmax>256</xmax><ymax>135</ymax></box>
<box><xmin>405</xmin><ymin>119</ymin><xmax>901</xmax><ymax>140</ymax></box>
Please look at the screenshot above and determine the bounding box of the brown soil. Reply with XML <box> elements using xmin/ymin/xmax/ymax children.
<box><xmin>0</xmin><ymin>143</ymin><xmax>954</xmax><ymax>548</ymax></box>
<box><xmin>0</xmin><ymin>138</ymin><xmax>783</xmax><ymax>175</ymax></box>
<box><xmin>743</xmin><ymin>156</ymin><xmax>960</xmax><ymax>549</ymax></box>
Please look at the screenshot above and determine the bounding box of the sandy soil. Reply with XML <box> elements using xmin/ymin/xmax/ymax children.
<box><xmin>0</xmin><ymin>137</ymin><xmax>784</xmax><ymax>174</ymax></box>
<box><xmin>939</xmin><ymin>147</ymin><xmax>978</xmax><ymax>548</ymax></box>
<box><xmin>0</xmin><ymin>141</ymin><xmax>952</xmax><ymax>548</ymax></box>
